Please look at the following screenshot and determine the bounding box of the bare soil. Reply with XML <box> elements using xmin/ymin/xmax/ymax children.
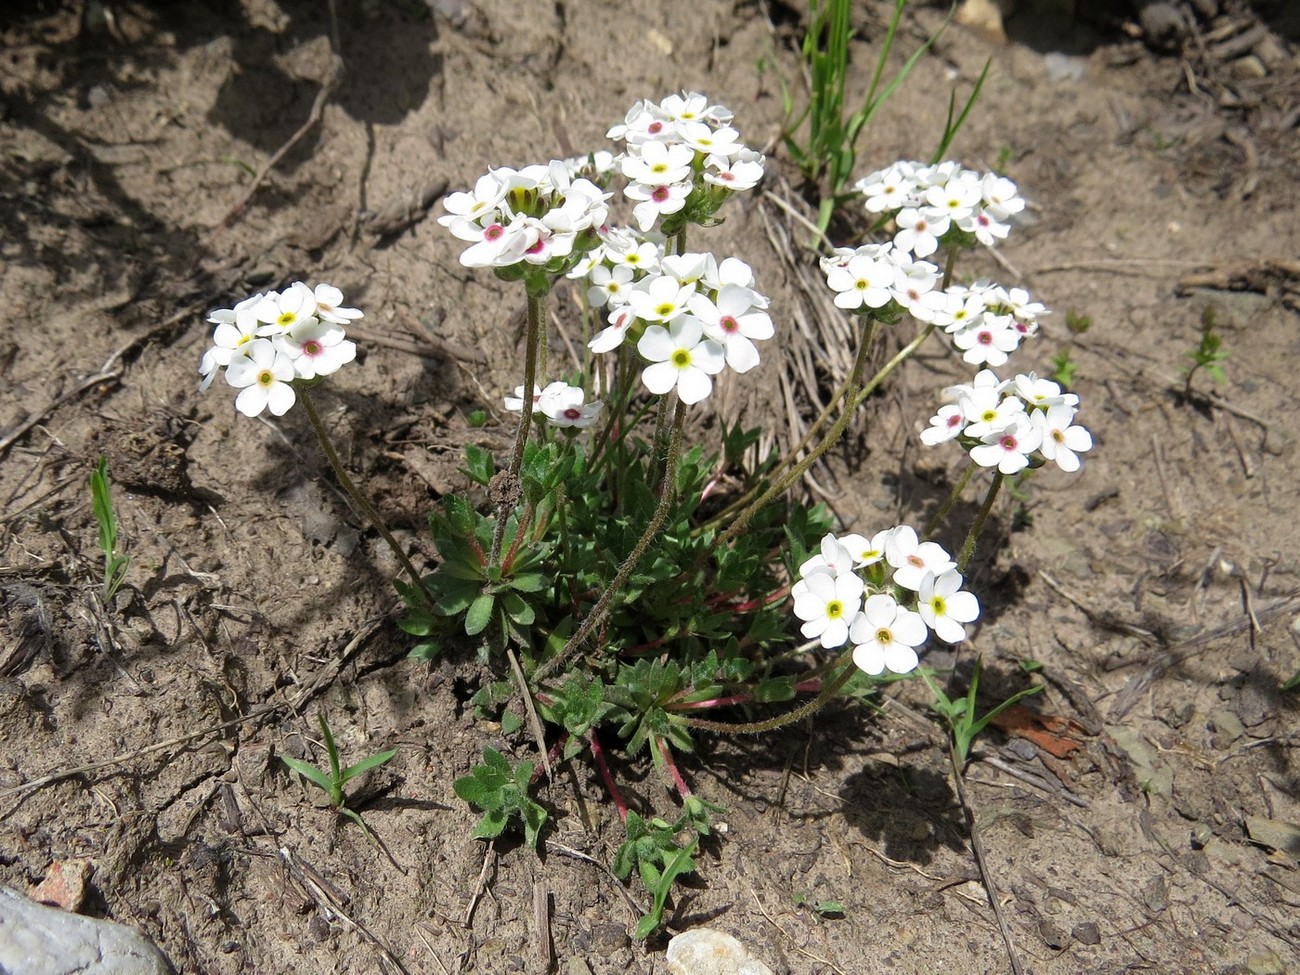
<box><xmin>2</xmin><ymin>1</ymin><xmax>1299</xmax><ymax>973</ymax></box>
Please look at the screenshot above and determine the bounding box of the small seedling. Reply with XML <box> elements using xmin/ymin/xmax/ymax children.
<box><xmin>280</xmin><ymin>712</ymin><xmax>397</xmax><ymax>840</ymax></box>
<box><xmin>920</xmin><ymin>656</ymin><xmax>1042</xmax><ymax>766</ymax></box>
<box><xmin>89</xmin><ymin>456</ymin><xmax>130</xmax><ymax>604</ymax></box>
<box><xmin>1183</xmin><ymin>305</ymin><xmax>1229</xmax><ymax>396</ymax></box>
<box><xmin>1280</xmin><ymin>667</ymin><xmax>1300</xmax><ymax>693</ymax></box>
<box><xmin>1048</xmin><ymin>348</ymin><xmax>1077</xmax><ymax>389</ymax></box>
<box><xmin>793</xmin><ymin>891</ymin><xmax>846</xmax><ymax>917</ymax></box>
<box><xmin>453</xmin><ymin>746</ymin><xmax>548</xmax><ymax>851</ymax></box>
<box><xmin>613</xmin><ymin>810</ymin><xmax>699</xmax><ymax>940</ymax></box>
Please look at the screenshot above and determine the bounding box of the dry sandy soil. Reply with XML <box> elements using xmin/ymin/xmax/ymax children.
<box><xmin>2</xmin><ymin>0</ymin><xmax>1299</xmax><ymax>972</ymax></box>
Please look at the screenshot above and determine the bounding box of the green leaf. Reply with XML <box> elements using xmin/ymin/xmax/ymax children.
<box><xmin>280</xmin><ymin>756</ymin><xmax>335</xmax><ymax>794</ymax></box>
<box><xmin>341</xmin><ymin>747</ymin><xmax>398</xmax><ymax>784</ymax></box>
<box><xmin>471</xmin><ymin>808</ymin><xmax>509</xmax><ymax>840</ymax></box>
<box><xmin>501</xmin><ymin>590</ymin><xmax>536</xmax><ymax>626</ymax></box>
<box><xmin>465</xmin><ymin>593</ymin><xmax>496</xmax><ymax>636</ymax></box>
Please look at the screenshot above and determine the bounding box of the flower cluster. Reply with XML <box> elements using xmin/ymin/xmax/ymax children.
<box><xmin>791</xmin><ymin>528</ymin><xmax>980</xmax><ymax>676</ymax></box>
<box><xmin>199</xmin><ymin>282</ymin><xmax>360</xmax><ymax>417</ymax></box>
<box><xmin>920</xmin><ymin>369</ymin><xmax>1093</xmax><ymax>474</ymax></box>
<box><xmin>609</xmin><ymin>91</ymin><xmax>766</xmax><ymax>232</ymax></box>
<box><xmin>438</xmin><ymin>161</ymin><xmax>611</xmax><ymax>271</ymax></box>
<box><xmin>855</xmin><ymin>160</ymin><xmax>1026</xmax><ymax>254</ymax></box>
<box><xmin>504</xmin><ymin>381</ymin><xmax>603</xmax><ymax>430</ymax></box>
<box><xmin>579</xmin><ymin>233</ymin><xmax>774</xmax><ymax>403</ymax></box>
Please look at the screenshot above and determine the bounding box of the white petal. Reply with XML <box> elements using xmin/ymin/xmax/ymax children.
<box><xmin>641</xmin><ymin>360</ymin><xmax>679</xmax><ymax>395</ymax></box>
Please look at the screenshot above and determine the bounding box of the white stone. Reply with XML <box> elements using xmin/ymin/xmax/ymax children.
<box><xmin>0</xmin><ymin>886</ymin><xmax>171</xmax><ymax>975</ymax></box>
<box><xmin>665</xmin><ymin>927</ymin><xmax>774</xmax><ymax>975</ymax></box>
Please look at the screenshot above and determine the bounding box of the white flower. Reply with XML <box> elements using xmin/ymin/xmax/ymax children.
<box><xmin>587</xmin><ymin>264</ymin><xmax>635</xmax><ymax>308</ymax></box>
<box><xmin>225</xmin><ymin>339</ymin><xmax>297</xmax><ymax>417</ymax></box>
<box><xmin>960</xmin><ymin>386</ymin><xmax>1024</xmax><ymax>439</ymax></box>
<box><xmin>439</xmin><ymin>171</ymin><xmax>509</xmax><ymax>227</ymax></box>
<box><xmin>826</xmin><ymin>252</ymin><xmax>894</xmax><ymax>310</ymax></box>
<box><xmin>793</xmin><ymin>571</ymin><xmax>865</xmax><ymax>650</ymax></box>
<box><xmin>892</xmin><ymin>207</ymin><xmax>950</xmax><ymax>259</ymax></box>
<box><xmin>849</xmin><ymin>594</ymin><xmax>928</xmax><ymax>675</ymax></box>
<box><xmin>1032</xmin><ymin>405</ymin><xmax>1093</xmax><ymax>472</ymax></box>
<box><xmin>836</xmin><ymin>529</ymin><xmax>892</xmax><ymax>568</ymax></box>
<box><xmin>279</xmin><ymin>319</ymin><xmax>356</xmax><ymax>380</ymax></box>
<box><xmin>797</xmin><ymin>532</ymin><xmax>858</xmax><ymax>579</ymax></box>
<box><xmin>458</xmin><ymin>217</ymin><xmax>535</xmax><ymax>269</ymax></box>
<box><xmin>625</xmin><ymin>181</ymin><xmax>692</xmax><ymax>231</ymax></box>
<box><xmin>917</xmin><ymin>570</ymin><xmax>980</xmax><ymax>644</ymax></box>
<box><xmin>588</xmin><ymin>305</ymin><xmax>636</xmax><ymax>354</ymax></box>
<box><xmin>628</xmin><ymin>274</ymin><xmax>696</xmax><ymax>323</ymax></box>
<box><xmin>622</xmin><ymin>141</ymin><xmax>695</xmax><ymax>187</ymax></box>
<box><xmin>1012</xmin><ymin>373</ymin><xmax>1078</xmax><ymax>410</ymax></box>
<box><xmin>952</xmin><ymin>318</ymin><xmax>1022</xmax><ymax>367</ymax></box>
<box><xmin>679</xmin><ymin>121</ymin><xmax>742</xmax><ymax>158</ymax></box>
<box><xmin>504</xmin><ymin>383</ymin><xmax>546</xmax><ymax>413</ymax></box>
<box><xmin>200</xmin><ymin>292</ymin><xmax>263</xmax><ymax>391</ymax></box>
<box><xmin>885</xmin><ymin>526</ymin><xmax>956</xmax><ymax>593</ymax></box>
<box><xmin>688</xmin><ymin>284</ymin><xmax>773</xmax><ymax>373</ymax></box>
<box><xmin>969</xmin><ymin>414</ymin><xmax>1043</xmax><ymax>474</ymax></box>
<box><xmin>309</xmin><ymin>283</ymin><xmax>362</xmax><ymax>325</ymax></box>
<box><xmin>703</xmin><ymin>149</ymin><xmax>764</xmax><ymax>191</ymax></box>
<box><xmin>923</xmin><ymin>174</ymin><xmax>981</xmax><ymax>223</ymax></box>
<box><xmin>637</xmin><ymin>317</ymin><xmax>726</xmax><ymax>405</ymax></box>
<box><xmin>857</xmin><ymin>162</ymin><xmax>920</xmax><ymax>213</ymax></box>
<box><xmin>539</xmin><ymin>383</ymin><xmax>603</xmax><ymax>429</ymax></box>
<box><xmin>981</xmin><ymin>173</ymin><xmax>1025</xmax><ymax>221</ymax></box>
<box><xmin>920</xmin><ymin>404</ymin><xmax>967</xmax><ymax>446</ymax></box>
<box><xmin>253</xmin><ymin>284</ymin><xmax>317</xmax><ymax>336</ymax></box>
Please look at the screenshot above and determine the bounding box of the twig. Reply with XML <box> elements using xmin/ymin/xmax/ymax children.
<box><xmin>345</xmin><ymin>324</ymin><xmax>488</xmax><ymax>365</ymax></box>
<box><xmin>0</xmin><ymin>369</ymin><xmax>121</xmax><ymax>460</ymax></box>
<box><xmin>532</xmin><ymin>881</ymin><xmax>552</xmax><ymax>974</ymax></box>
<box><xmin>1108</xmin><ymin>590</ymin><xmax>1300</xmax><ymax>719</ymax></box>
<box><xmin>463</xmin><ymin>842</ymin><xmax>496</xmax><ymax>928</ymax></box>
<box><xmin>948</xmin><ymin>742</ymin><xmax>1027</xmax><ymax>975</ymax></box>
<box><xmin>220</xmin><ymin>55</ymin><xmax>344</xmax><ymax>228</ymax></box>
<box><xmin>748</xmin><ymin>889</ymin><xmax>848</xmax><ymax>975</ymax></box>
<box><xmin>974</xmin><ymin>753</ymin><xmax>1090</xmax><ymax>808</ymax></box>
<box><xmin>507</xmin><ymin>647</ymin><xmax>552</xmax><ymax>780</ymax></box>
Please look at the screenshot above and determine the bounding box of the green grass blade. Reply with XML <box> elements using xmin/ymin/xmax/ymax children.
<box><xmin>280</xmin><ymin>756</ymin><xmax>336</xmax><ymax>794</ymax></box>
<box><xmin>341</xmin><ymin>747</ymin><xmax>398</xmax><ymax>784</ymax></box>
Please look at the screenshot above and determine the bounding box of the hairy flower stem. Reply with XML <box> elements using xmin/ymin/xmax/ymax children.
<box><xmin>299</xmin><ymin>387</ymin><xmax>435</xmax><ymax>615</ymax></box>
<box><xmin>708</xmin><ymin>318</ymin><xmax>878</xmax><ymax>555</ymax></box>
<box><xmin>681</xmin><ymin>651</ymin><xmax>858</xmax><ymax>735</ymax></box>
<box><xmin>532</xmin><ymin>402</ymin><xmax>687</xmax><ymax>684</ymax></box>
<box><xmin>958</xmin><ymin>471</ymin><xmax>1003</xmax><ymax>572</ymax></box>
<box><xmin>924</xmin><ymin>459</ymin><xmax>978</xmax><ymax>538</ymax></box>
<box><xmin>490</xmin><ymin>292</ymin><xmax>546</xmax><ymax>565</ymax></box>
<box><xmin>590</xmin><ymin>732</ymin><xmax>629</xmax><ymax>822</ymax></box>
<box><xmin>657</xmin><ymin>739</ymin><xmax>692</xmax><ymax>799</ymax></box>
<box><xmin>703</xmin><ymin>320</ymin><xmax>936</xmax><ymax>536</ymax></box>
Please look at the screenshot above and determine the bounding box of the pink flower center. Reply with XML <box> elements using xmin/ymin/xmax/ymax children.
<box><xmin>719</xmin><ymin>315</ymin><xmax>739</xmax><ymax>334</ymax></box>
<box><xmin>648</xmin><ymin>121</ymin><xmax>663</xmax><ymax>134</ymax></box>
<box><xmin>907</xmin><ymin>555</ymin><xmax>924</xmax><ymax>569</ymax></box>
<box><xmin>651</xmin><ymin>186</ymin><xmax>671</xmax><ymax>203</ymax></box>
<box><xmin>564</xmin><ymin>408</ymin><xmax>580</xmax><ymax>420</ymax></box>
<box><xmin>483</xmin><ymin>224</ymin><xmax>504</xmax><ymax>241</ymax></box>
<box><xmin>526</xmin><ymin>239</ymin><xmax>546</xmax><ymax>254</ymax></box>
<box><xmin>1000</xmin><ymin>435</ymin><xmax>1019</xmax><ymax>451</ymax></box>
<box><xmin>947</xmin><ymin>415</ymin><xmax>962</xmax><ymax>429</ymax></box>
<box><xmin>977</xmin><ymin>330</ymin><xmax>993</xmax><ymax>346</ymax></box>
<box><xmin>303</xmin><ymin>341</ymin><xmax>322</xmax><ymax>356</ymax></box>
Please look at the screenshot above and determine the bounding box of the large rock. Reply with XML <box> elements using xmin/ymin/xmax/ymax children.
<box><xmin>0</xmin><ymin>886</ymin><xmax>172</xmax><ymax>975</ymax></box>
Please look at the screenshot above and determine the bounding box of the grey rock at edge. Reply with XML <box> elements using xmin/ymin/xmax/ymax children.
<box><xmin>0</xmin><ymin>886</ymin><xmax>172</xmax><ymax>975</ymax></box>
<box><xmin>665</xmin><ymin>927</ymin><xmax>775</xmax><ymax>975</ymax></box>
